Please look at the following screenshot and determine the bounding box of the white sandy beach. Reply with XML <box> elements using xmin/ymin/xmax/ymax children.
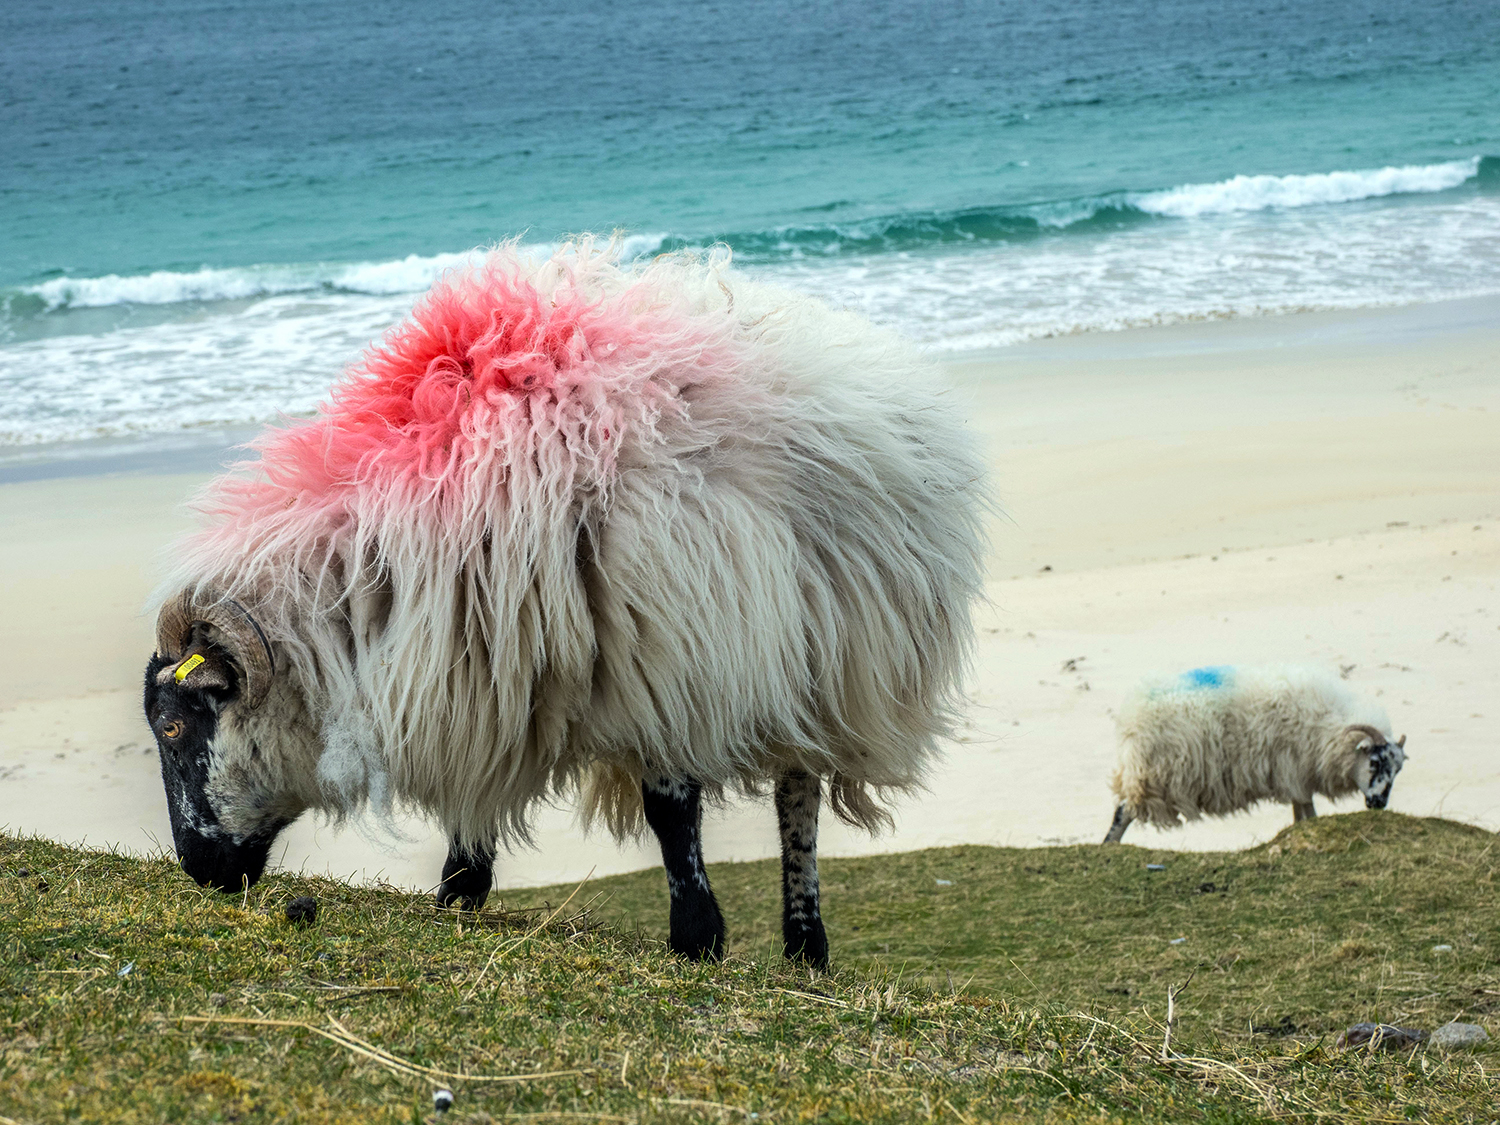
<box><xmin>2</xmin><ymin>296</ymin><xmax>1496</xmax><ymax>891</ymax></box>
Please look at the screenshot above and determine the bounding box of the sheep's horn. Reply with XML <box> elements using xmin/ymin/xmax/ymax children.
<box><xmin>1343</xmin><ymin>723</ymin><xmax>1388</xmax><ymax>746</ymax></box>
<box><xmin>155</xmin><ymin>588</ymin><xmax>275</xmax><ymax>708</ymax></box>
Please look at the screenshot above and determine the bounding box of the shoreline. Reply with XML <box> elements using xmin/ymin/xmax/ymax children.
<box><xmin>7</xmin><ymin>291</ymin><xmax>1499</xmax><ymax>484</ymax></box>
<box><xmin>2</xmin><ymin>295</ymin><xmax>1496</xmax><ymax>890</ymax></box>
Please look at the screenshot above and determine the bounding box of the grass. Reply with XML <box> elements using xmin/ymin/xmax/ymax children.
<box><xmin>1</xmin><ymin>812</ymin><xmax>1496</xmax><ymax>1123</ymax></box>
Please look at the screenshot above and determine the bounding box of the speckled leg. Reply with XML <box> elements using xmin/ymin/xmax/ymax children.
<box><xmin>1103</xmin><ymin>803</ymin><xmax>1133</xmax><ymax>844</ymax></box>
<box><xmin>436</xmin><ymin>835</ymin><xmax>494</xmax><ymax>909</ymax></box>
<box><xmin>1292</xmin><ymin>800</ymin><xmax>1317</xmax><ymax>822</ymax></box>
<box><xmin>775</xmin><ymin>769</ymin><xmax>828</xmax><ymax>969</ymax></box>
<box><xmin>642</xmin><ymin>774</ymin><xmax>725</xmax><ymax>961</ymax></box>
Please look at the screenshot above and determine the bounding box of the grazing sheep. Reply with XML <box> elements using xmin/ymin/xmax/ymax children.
<box><xmin>1103</xmin><ymin>665</ymin><xmax>1407</xmax><ymax>843</ymax></box>
<box><xmin>143</xmin><ymin>241</ymin><xmax>987</xmax><ymax>968</ymax></box>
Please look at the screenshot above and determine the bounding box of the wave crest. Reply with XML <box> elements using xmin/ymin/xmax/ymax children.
<box><xmin>6</xmin><ymin>157</ymin><xmax>1486</xmax><ymax>315</ymax></box>
<box><xmin>1134</xmin><ymin>157</ymin><xmax>1481</xmax><ymax>217</ymax></box>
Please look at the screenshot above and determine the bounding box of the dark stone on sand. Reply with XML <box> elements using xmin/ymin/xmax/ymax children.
<box><xmin>1336</xmin><ymin>1022</ymin><xmax>1428</xmax><ymax>1050</ymax></box>
<box><xmin>285</xmin><ymin>896</ymin><xmax>318</xmax><ymax>926</ymax></box>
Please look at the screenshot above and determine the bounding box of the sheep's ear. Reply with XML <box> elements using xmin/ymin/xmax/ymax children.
<box><xmin>1397</xmin><ymin>734</ymin><xmax>1406</xmax><ymax>749</ymax></box>
<box><xmin>155</xmin><ymin>646</ymin><xmax>234</xmax><ymax>695</ymax></box>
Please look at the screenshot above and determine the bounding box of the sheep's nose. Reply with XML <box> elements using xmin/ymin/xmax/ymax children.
<box><xmin>1365</xmin><ymin>793</ymin><xmax>1388</xmax><ymax>809</ymax></box>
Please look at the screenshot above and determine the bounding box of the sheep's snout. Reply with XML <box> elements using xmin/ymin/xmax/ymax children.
<box><xmin>1358</xmin><ymin>739</ymin><xmax>1406</xmax><ymax>811</ymax></box>
<box><xmin>177</xmin><ymin>827</ymin><xmax>278</xmax><ymax>893</ymax></box>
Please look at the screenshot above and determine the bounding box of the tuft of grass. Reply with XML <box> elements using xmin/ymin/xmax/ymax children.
<box><xmin>0</xmin><ymin>812</ymin><xmax>1495</xmax><ymax>1123</ymax></box>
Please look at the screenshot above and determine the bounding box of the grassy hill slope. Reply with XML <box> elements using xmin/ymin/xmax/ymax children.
<box><xmin>2</xmin><ymin>813</ymin><xmax>1495</xmax><ymax>1123</ymax></box>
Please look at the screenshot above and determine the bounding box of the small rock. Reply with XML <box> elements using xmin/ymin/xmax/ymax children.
<box><xmin>285</xmin><ymin>896</ymin><xmax>318</xmax><ymax>926</ymax></box>
<box><xmin>935</xmin><ymin>879</ymin><xmax>953</xmax><ymax>886</ymax></box>
<box><xmin>1252</xmin><ymin>1016</ymin><xmax>1299</xmax><ymax>1037</ymax></box>
<box><xmin>1431</xmin><ymin>944</ymin><xmax>1453</xmax><ymax>953</ymax></box>
<box><xmin>1430</xmin><ymin>1023</ymin><xmax>1489</xmax><ymax>1051</ymax></box>
<box><xmin>1146</xmin><ymin>864</ymin><xmax>1165</xmax><ymax>872</ymax></box>
<box><xmin>1169</xmin><ymin>937</ymin><xmax>1186</xmax><ymax>945</ymax></box>
<box><xmin>210</xmin><ymin>993</ymin><xmax>228</xmax><ymax>1007</ymax></box>
<box><xmin>432</xmin><ymin>1087</ymin><xmax>455</xmax><ymax>1113</ymax></box>
<box><xmin>1337</xmin><ymin>1022</ymin><xmax>1428</xmax><ymax>1050</ymax></box>
<box><xmin>16</xmin><ymin>868</ymin><xmax>29</xmax><ymax>878</ymax></box>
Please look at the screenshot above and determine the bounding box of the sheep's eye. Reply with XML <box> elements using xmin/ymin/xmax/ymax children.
<box><xmin>161</xmin><ymin>719</ymin><xmax>184</xmax><ymax>740</ymax></box>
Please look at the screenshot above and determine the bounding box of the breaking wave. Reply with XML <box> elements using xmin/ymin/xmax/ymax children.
<box><xmin>6</xmin><ymin>158</ymin><xmax>1486</xmax><ymax>317</ymax></box>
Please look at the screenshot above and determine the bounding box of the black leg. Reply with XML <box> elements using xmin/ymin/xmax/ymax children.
<box><xmin>1103</xmin><ymin>803</ymin><xmax>1133</xmax><ymax>844</ymax></box>
<box><xmin>641</xmin><ymin>774</ymin><xmax>725</xmax><ymax>961</ymax></box>
<box><xmin>775</xmin><ymin>769</ymin><xmax>828</xmax><ymax>970</ymax></box>
<box><xmin>436</xmin><ymin>835</ymin><xmax>494</xmax><ymax>909</ymax></box>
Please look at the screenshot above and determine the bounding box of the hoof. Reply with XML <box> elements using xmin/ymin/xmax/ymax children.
<box><xmin>783</xmin><ymin>922</ymin><xmax>829</xmax><ymax>971</ymax></box>
<box><xmin>669</xmin><ymin>897</ymin><xmax>726</xmax><ymax>961</ymax></box>
<box><xmin>436</xmin><ymin>848</ymin><xmax>493</xmax><ymax>911</ymax></box>
<box><xmin>435</xmin><ymin>883</ymin><xmax>489</xmax><ymax>910</ymax></box>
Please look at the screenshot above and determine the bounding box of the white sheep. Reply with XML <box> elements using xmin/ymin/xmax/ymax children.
<box><xmin>1103</xmin><ymin>665</ymin><xmax>1407</xmax><ymax>843</ymax></box>
<box><xmin>143</xmin><ymin>240</ymin><xmax>988</xmax><ymax>968</ymax></box>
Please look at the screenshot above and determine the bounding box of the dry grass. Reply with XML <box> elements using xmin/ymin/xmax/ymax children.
<box><xmin>2</xmin><ymin>812</ymin><xmax>1497</xmax><ymax>1123</ymax></box>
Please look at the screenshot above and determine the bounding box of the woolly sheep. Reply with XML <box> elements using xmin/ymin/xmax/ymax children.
<box><xmin>1103</xmin><ymin>665</ymin><xmax>1407</xmax><ymax>843</ymax></box>
<box><xmin>142</xmin><ymin>241</ymin><xmax>987</xmax><ymax>968</ymax></box>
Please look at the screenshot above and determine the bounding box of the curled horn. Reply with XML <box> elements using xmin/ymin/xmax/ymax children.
<box><xmin>155</xmin><ymin>588</ymin><xmax>276</xmax><ymax>708</ymax></box>
<box><xmin>1344</xmin><ymin>723</ymin><xmax>1388</xmax><ymax>747</ymax></box>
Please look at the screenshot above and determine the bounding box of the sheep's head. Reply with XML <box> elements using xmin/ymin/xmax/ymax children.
<box><xmin>1347</xmin><ymin>724</ymin><xmax>1407</xmax><ymax>809</ymax></box>
<box><xmin>145</xmin><ymin>589</ymin><xmax>316</xmax><ymax>892</ymax></box>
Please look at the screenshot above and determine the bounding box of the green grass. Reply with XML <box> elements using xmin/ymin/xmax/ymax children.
<box><xmin>517</xmin><ymin>811</ymin><xmax>1500</xmax><ymax>1041</ymax></box>
<box><xmin>2</xmin><ymin>813</ymin><xmax>1497</xmax><ymax>1123</ymax></box>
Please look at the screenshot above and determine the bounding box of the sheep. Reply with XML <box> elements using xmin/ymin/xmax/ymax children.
<box><xmin>142</xmin><ymin>240</ymin><xmax>988</xmax><ymax>969</ymax></box>
<box><xmin>1102</xmin><ymin>665</ymin><xmax>1407</xmax><ymax>843</ymax></box>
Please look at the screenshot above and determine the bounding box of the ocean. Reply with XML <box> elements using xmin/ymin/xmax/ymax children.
<box><xmin>3</xmin><ymin>0</ymin><xmax>1497</xmax><ymax>460</ymax></box>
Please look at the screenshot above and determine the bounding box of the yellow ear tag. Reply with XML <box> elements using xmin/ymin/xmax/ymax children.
<box><xmin>174</xmin><ymin>653</ymin><xmax>206</xmax><ymax>683</ymax></box>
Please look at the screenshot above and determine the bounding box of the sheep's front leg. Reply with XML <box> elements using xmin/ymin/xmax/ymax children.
<box><xmin>436</xmin><ymin>835</ymin><xmax>495</xmax><ymax>910</ymax></box>
<box><xmin>1292</xmin><ymin>799</ymin><xmax>1316</xmax><ymax>823</ymax></box>
<box><xmin>1103</xmin><ymin>803</ymin><xmax>1133</xmax><ymax>844</ymax></box>
<box><xmin>775</xmin><ymin>769</ymin><xmax>829</xmax><ymax>969</ymax></box>
<box><xmin>642</xmin><ymin>775</ymin><xmax>725</xmax><ymax>961</ymax></box>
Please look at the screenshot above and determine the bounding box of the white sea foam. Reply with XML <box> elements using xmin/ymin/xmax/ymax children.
<box><xmin>1134</xmin><ymin>158</ymin><xmax>1480</xmax><ymax>218</ymax></box>
<box><xmin>755</xmin><ymin>190</ymin><xmax>1500</xmax><ymax>350</ymax></box>
<box><xmin>19</xmin><ymin>234</ymin><xmax>674</xmax><ymax>312</ymax></box>
<box><xmin>4</xmin><ymin>192</ymin><xmax>1498</xmax><ymax>447</ymax></box>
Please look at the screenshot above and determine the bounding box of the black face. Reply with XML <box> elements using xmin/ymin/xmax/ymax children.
<box><xmin>1364</xmin><ymin>746</ymin><xmax>1398</xmax><ymax>809</ymax></box>
<box><xmin>143</xmin><ymin>653</ymin><xmax>288</xmax><ymax>892</ymax></box>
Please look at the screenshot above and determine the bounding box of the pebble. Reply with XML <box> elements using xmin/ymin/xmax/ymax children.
<box><xmin>1337</xmin><ymin>1023</ymin><xmax>1428</xmax><ymax>1050</ymax></box>
<box><xmin>285</xmin><ymin>896</ymin><xmax>318</xmax><ymax>926</ymax></box>
<box><xmin>1430</xmin><ymin>1023</ymin><xmax>1489</xmax><ymax>1051</ymax></box>
<box><xmin>1146</xmin><ymin>864</ymin><xmax>1165</xmax><ymax>872</ymax></box>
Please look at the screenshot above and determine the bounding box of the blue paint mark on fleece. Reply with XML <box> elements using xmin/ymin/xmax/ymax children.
<box><xmin>1181</xmin><ymin>666</ymin><xmax>1234</xmax><ymax>689</ymax></box>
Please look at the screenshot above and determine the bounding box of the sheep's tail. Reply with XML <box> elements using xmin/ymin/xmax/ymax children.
<box><xmin>826</xmin><ymin>774</ymin><xmax>896</xmax><ymax>835</ymax></box>
<box><xmin>577</xmin><ymin>763</ymin><xmax>898</xmax><ymax>841</ymax></box>
<box><xmin>578</xmin><ymin>761</ymin><xmax>650</xmax><ymax>840</ymax></box>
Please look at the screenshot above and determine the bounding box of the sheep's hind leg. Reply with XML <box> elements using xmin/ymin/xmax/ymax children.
<box><xmin>642</xmin><ymin>774</ymin><xmax>725</xmax><ymax>961</ymax></box>
<box><xmin>1292</xmin><ymin>800</ymin><xmax>1316</xmax><ymax>823</ymax></box>
<box><xmin>1103</xmin><ymin>803</ymin><xmax>1134</xmax><ymax>844</ymax></box>
<box><xmin>436</xmin><ymin>835</ymin><xmax>495</xmax><ymax>910</ymax></box>
<box><xmin>775</xmin><ymin>769</ymin><xmax>829</xmax><ymax>969</ymax></box>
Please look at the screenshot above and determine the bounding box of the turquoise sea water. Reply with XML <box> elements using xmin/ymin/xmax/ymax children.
<box><xmin>2</xmin><ymin>0</ymin><xmax>1497</xmax><ymax>452</ymax></box>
